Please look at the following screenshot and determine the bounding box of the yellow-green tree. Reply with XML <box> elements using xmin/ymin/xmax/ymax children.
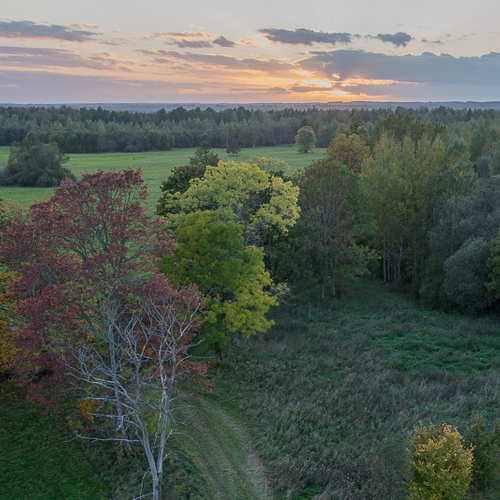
<box><xmin>295</xmin><ymin>126</ymin><xmax>316</xmax><ymax>153</ymax></box>
<box><xmin>160</xmin><ymin>160</ymin><xmax>299</xmax><ymax>352</ymax></box>
<box><xmin>408</xmin><ymin>422</ymin><xmax>473</xmax><ymax>500</ymax></box>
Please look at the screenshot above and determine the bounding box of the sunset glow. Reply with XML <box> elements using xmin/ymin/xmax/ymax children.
<box><xmin>1</xmin><ymin>0</ymin><xmax>499</xmax><ymax>103</ymax></box>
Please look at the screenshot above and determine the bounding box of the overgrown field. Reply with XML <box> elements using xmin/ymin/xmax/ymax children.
<box><xmin>2</xmin><ymin>280</ymin><xmax>500</xmax><ymax>498</ymax></box>
<box><xmin>0</xmin><ymin>145</ymin><xmax>326</xmax><ymax>209</ymax></box>
<box><xmin>216</xmin><ymin>280</ymin><xmax>500</xmax><ymax>499</ymax></box>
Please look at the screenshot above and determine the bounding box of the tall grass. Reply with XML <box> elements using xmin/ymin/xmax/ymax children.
<box><xmin>216</xmin><ymin>281</ymin><xmax>500</xmax><ymax>499</ymax></box>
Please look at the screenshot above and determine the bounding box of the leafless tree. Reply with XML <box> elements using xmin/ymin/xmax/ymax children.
<box><xmin>65</xmin><ymin>281</ymin><xmax>207</xmax><ymax>500</ymax></box>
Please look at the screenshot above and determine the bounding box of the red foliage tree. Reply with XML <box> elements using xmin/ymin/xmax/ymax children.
<box><xmin>0</xmin><ymin>169</ymin><xmax>210</xmax><ymax>496</ymax></box>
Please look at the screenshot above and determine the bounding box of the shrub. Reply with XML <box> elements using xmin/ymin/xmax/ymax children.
<box><xmin>443</xmin><ymin>237</ymin><xmax>494</xmax><ymax>312</ymax></box>
<box><xmin>408</xmin><ymin>422</ymin><xmax>473</xmax><ymax>500</ymax></box>
<box><xmin>465</xmin><ymin>414</ymin><xmax>500</xmax><ymax>489</ymax></box>
<box><xmin>0</xmin><ymin>140</ymin><xmax>75</xmax><ymax>187</ymax></box>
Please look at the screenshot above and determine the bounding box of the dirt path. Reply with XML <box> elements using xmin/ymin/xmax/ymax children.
<box><xmin>179</xmin><ymin>396</ymin><xmax>272</xmax><ymax>500</ymax></box>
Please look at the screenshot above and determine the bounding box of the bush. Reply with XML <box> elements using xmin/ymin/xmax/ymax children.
<box><xmin>0</xmin><ymin>140</ymin><xmax>75</xmax><ymax>187</ymax></box>
<box><xmin>408</xmin><ymin>422</ymin><xmax>473</xmax><ymax>500</ymax></box>
<box><xmin>465</xmin><ymin>414</ymin><xmax>500</xmax><ymax>489</ymax></box>
<box><xmin>442</xmin><ymin>237</ymin><xmax>494</xmax><ymax>312</ymax></box>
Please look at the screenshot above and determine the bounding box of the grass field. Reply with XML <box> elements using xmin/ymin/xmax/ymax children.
<box><xmin>0</xmin><ymin>145</ymin><xmax>327</xmax><ymax>210</ymax></box>
<box><xmin>2</xmin><ymin>280</ymin><xmax>500</xmax><ymax>499</ymax></box>
<box><xmin>217</xmin><ymin>280</ymin><xmax>500</xmax><ymax>499</ymax></box>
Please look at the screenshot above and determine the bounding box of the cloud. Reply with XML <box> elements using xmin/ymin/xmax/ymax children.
<box><xmin>290</xmin><ymin>84</ymin><xmax>334</xmax><ymax>93</ymax></box>
<box><xmin>169</xmin><ymin>40</ymin><xmax>212</xmax><ymax>48</ymax></box>
<box><xmin>213</xmin><ymin>36</ymin><xmax>235</xmax><ymax>48</ymax></box>
<box><xmin>71</xmin><ymin>23</ymin><xmax>98</xmax><ymax>30</ymax></box>
<box><xmin>375</xmin><ymin>32</ymin><xmax>412</xmax><ymax>47</ymax></box>
<box><xmin>421</xmin><ymin>38</ymin><xmax>444</xmax><ymax>45</ymax></box>
<box><xmin>0</xmin><ymin>69</ymin><xmax>205</xmax><ymax>102</ymax></box>
<box><xmin>0</xmin><ymin>46</ymin><xmax>130</xmax><ymax>70</ymax></box>
<box><xmin>259</xmin><ymin>28</ymin><xmax>351</xmax><ymax>46</ymax></box>
<box><xmin>300</xmin><ymin>50</ymin><xmax>500</xmax><ymax>86</ymax></box>
<box><xmin>139</xmin><ymin>50</ymin><xmax>296</xmax><ymax>76</ymax></box>
<box><xmin>0</xmin><ymin>20</ymin><xmax>97</xmax><ymax>42</ymax></box>
<box><xmin>147</xmin><ymin>31</ymin><xmax>238</xmax><ymax>49</ymax></box>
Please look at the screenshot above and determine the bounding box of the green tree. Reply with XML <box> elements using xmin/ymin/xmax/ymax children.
<box><xmin>443</xmin><ymin>237</ymin><xmax>494</xmax><ymax>312</ymax></box>
<box><xmin>326</xmin><ymin>133</ymin><xmax>371</xmax><ymax>173</ymax></box>
<box><xmin>189</xmin><ymin>140</ymin><xmax>220</xmax><ymax>168</ymax></box>
<box><xmin>298</xmin><ymin>158</ymin><xmax>375</xmax><ymax>299</ymax></box>
<box><xmin>160</xmin><ymin>160</ymin><xmax>299</xmax><ymax>352</ymax></box>
<box><xmin>0</xmin><ymin>140</ymin><xmax>74</xmax><ymax>187</ymax></box>
<box><xmin>161</xmin><ymin>211</ymin><xmax>275</xmax><ymax>353</ymax></box>
<box><xmin>226</xmin><ymin>141</ymin><xmax>241</xmax><ymax>156</ymax></box>
<box><xmin>295</xmin><ymin>126</ymin><xmax>316</xmax><ymax>153</ymax></box>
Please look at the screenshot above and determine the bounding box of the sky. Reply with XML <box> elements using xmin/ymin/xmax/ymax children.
<box><xmin>1</xmin><ymin>0</ymin><xmax>500</xmax><ymax>104</ymax></box>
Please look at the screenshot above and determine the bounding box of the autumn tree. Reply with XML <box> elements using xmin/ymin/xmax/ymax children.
<box><xmin>295</xmin><ymin>126</ymin><xmax>316</xmax><ymax>153</ymax></box>
<box><xmin>0</xmin><ymin>265</ymin><xmax>19</xmax><ymax>374</ymax></box>
<box><xmin>156</xmin><ymin>140</ymin><xmax>220</xmax><ymax>217</ymax></box>
<box><xmin>326</xmin><ymin>133</ymin><xmax>371</xmax><ymax>173</ymax></box>
<box><xmin>160</xmin><ymin>160</ymin><xmax>299</xmax><ymax>352</ymax></box>
<box><xmin>0</xmin><ymin>169</ymin><xmax>210</xmax><ymax>498</ymax></box>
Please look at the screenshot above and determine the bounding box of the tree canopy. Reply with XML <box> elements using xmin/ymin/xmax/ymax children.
<box><xmin>295</xmin><ymin>126</ymin><xmax>316</xmax><ymax>153</ymax></box>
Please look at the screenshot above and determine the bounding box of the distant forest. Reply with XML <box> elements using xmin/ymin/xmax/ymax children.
<box><xmin>1</xmin><ymin>104</ymin><xmax>500</xmax><ymax>154</ymax></box>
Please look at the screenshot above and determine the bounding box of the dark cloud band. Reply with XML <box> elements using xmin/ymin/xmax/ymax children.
<box><xmin>259</xmin><ymin>28</ymin><xmax>351</xmax><ymax>46</ymax></box>
<box><xmin>0</xmin><ymin>20</ymin><xmax>96</xmax><ymax>42</ymax></box>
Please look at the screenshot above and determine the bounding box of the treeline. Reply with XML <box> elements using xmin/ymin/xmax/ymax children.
<box><xmin>1</xmin><ymin>104</ymin><xmax>500</xmax><ymax>153</ymax></box>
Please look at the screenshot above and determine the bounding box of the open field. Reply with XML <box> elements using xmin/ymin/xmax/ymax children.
<box><xmin>217</xmin><ymin>280</ymin><xmax>500</xmax><ymax>499</ymax></box>
<box><xmin>2</xmin><ymin>280</ymin><xmax>500</xmax><ymax>499</ymax></box>
<box><xmin>0</xmin><ymin>145</ymin><xmax>327</xmax><ymax>210</ymax></box>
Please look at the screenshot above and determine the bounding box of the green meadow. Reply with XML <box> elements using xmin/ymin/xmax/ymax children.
<box><xmin>0</xmin><ymin>145</ymin><xmax>327</xmax><ymax>210</ymax></box>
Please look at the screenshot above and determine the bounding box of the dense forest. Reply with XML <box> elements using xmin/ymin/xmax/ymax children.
<box><xmin>2</xmin><ymin>104</ymin><xmax>500</xmax><ymax>499</ymax></box>
<box><xmin>1</xmin><ymin>104</ymin><xmax>500</xmax><ymax>153</ymax></box>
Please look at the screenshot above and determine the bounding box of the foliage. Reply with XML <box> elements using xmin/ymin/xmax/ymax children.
<box><xmin>442</xmin><ymin>237</ymin><xmax>494</xmax><ymax>312</ymax></box>
<box><xmin>465</xmin><ymin>414</ymin><xmax>500</xmax><ymax>489</ymax></box>
<box><xmin>188</xmin><ymin>140</ymin><xmax>220</xmax><ymax>169</ymax></box>
<box><xmin>160</xmin><ymin>160</ymin><xmax>298</xmax><ymax>353</ymax></box>
<box><xmin>408</xmin><ymin>422</ymin><xmax>473</xmax><ymax>500</ymax></box>
<box><xmin>2</xmin><ymin>104</ymin><xmax>500</xmax><ymax>155</ymax></box>
<box><xmin>164</xmin><ymin>160</ymin><xmax>300</xmax><ymax>249</ymax></box>
<box><xmin>161</xmin><ymin>211</ymin><xmax>276</xmax><ymax>353</ymax></box>
<box><xmin>226</xmin><ymin>141</ymin><xmax>241</xmax><ymax>156</ymax></box>
<box><xmin>0</xmin><ymin>266</ymin><xmax>19</xmax><ymax>373</ymax></box>
<box><xmin>487</xmin><ymin>228</ymin><xmax>500</xmax><ymax>300</ymax></box>
<box><xmin>0</xmin><ymin>168</ymin><xmax>210</xmax><ymax>500</ymax></box>
<box><xmin>0</xmin><ymin>139</ymin><xmax>75</xmax><ymax>187</ymax></box>
<box><xmin>326</xmin><ymin>133</ymin><xmax>371</xmax><ymax>173</ymax></box>
<box><xmin>247</xmin><ymin>155</ymin><xmax>291</xmax><ymax>178</ymax></box>
<box><xmin>295</xmin><ymin>126</ymin><xmax>316</xmax><ymax>153</ymax></box>
<box><xmin>156</xmin><ymin>163</ymin><xmax>206</xmax><ymax>216</ymax></box>
<box><xmin>423</xmin><ymin>176</ymin><xmax>500</xmax><ymax>311</ymax></box>
<box><xmin>362</xmin><ymin>134</ymin><xmax>477</xmax><ymax>287</ymax></box>
<box><xmin>298</xmin><ymin>158</ymin><xmax>375</xmax><ymax>298</ymax></box>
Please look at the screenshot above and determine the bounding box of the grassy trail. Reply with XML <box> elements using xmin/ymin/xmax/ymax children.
<box><xmin>181</xmin><ymin>396</ymin><xmax>272</xmax><ymax>500</ymax></box>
